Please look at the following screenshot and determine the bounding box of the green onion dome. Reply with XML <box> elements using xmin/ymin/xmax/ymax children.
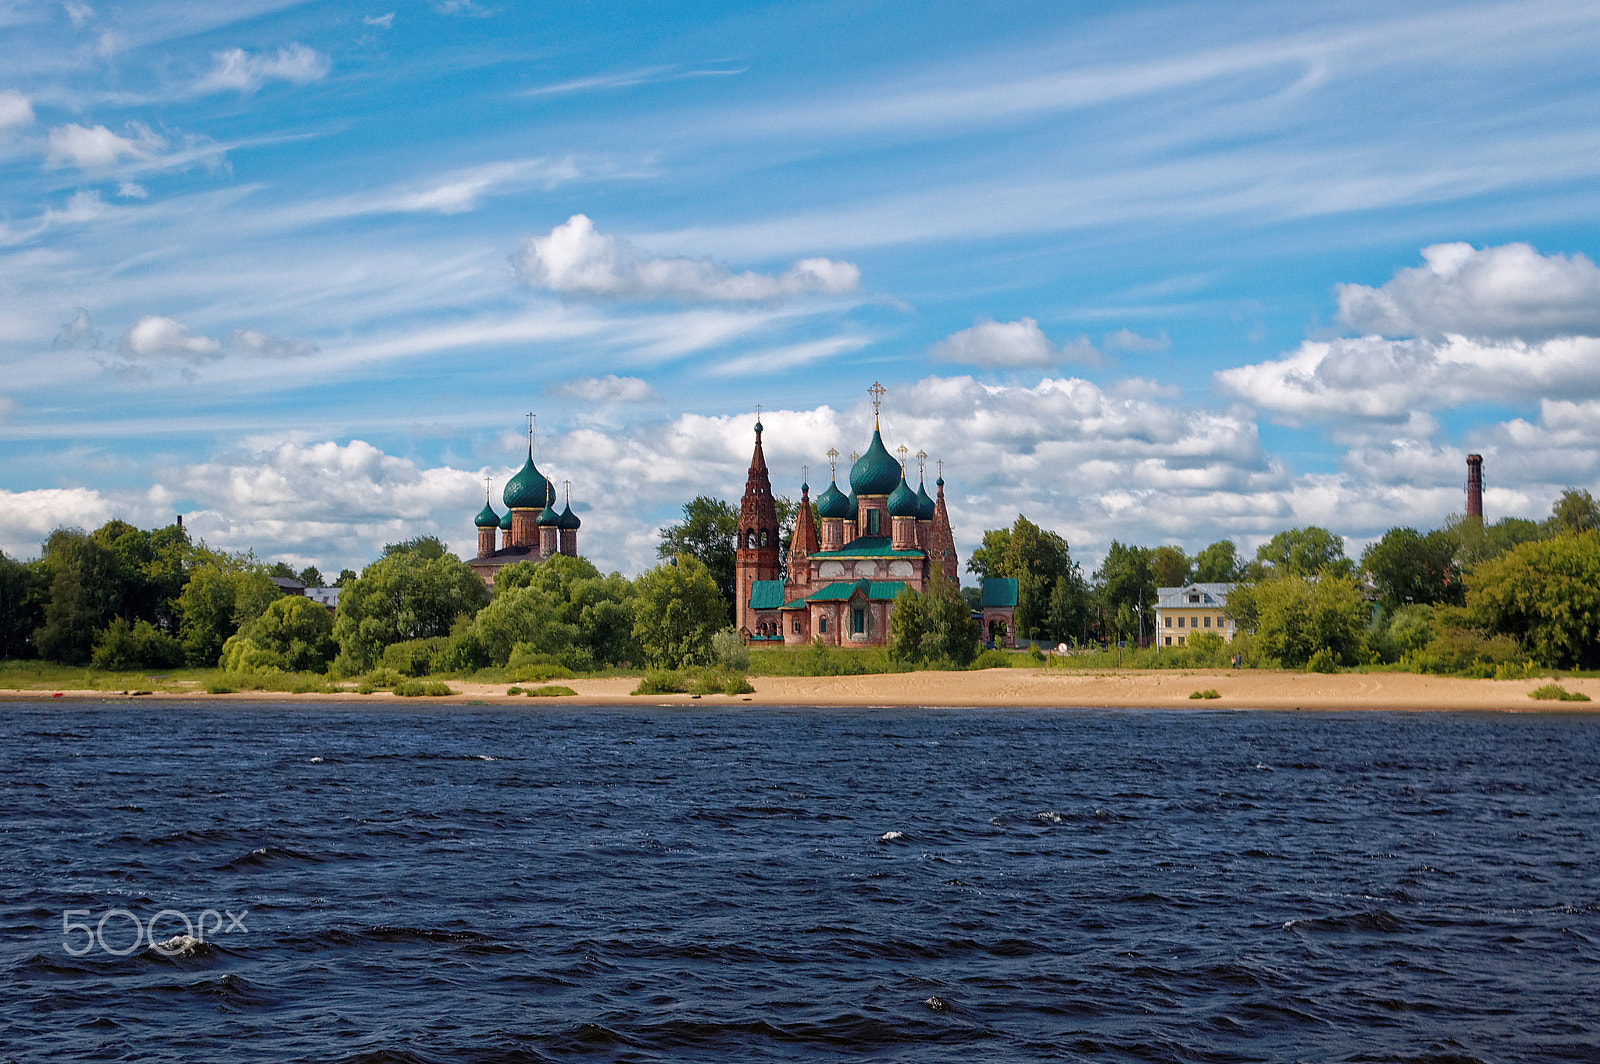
<box><xmin>536</xmin><ymin>490</ymin><xmax>562</xmax><ymax>527</ymax></box>
<box><xmin>559</xmin><ymin>502</ymin><xmax>581</xmax><ymax>530</ymax></box>
<box><xmin>887</xmin><ymin>474</ymin><xmax>919</xmax><ymax>518</ymax></box>
<box><xmin>475</xmin><ymin>499</ymin><xmax>500</xmax><ymax>528</ymax></box>
<box><xmin>916</xmin><ymin>479</ymin><xmax>936</xmax><ymax>521</ymax></box>
<box><xmin>815</xmin><ymin>478</ymin><xmax>851</xmax><ymax>520</ymax></box>
<box><xmin>499</xmin><ymin>509</ymin><xmax>512</xmax><ymax>531</ymax></box>
<box><xmin>503</xmin><ymin>447</ymin><xmax>548</xmax><ymax>510</ymax></box>
<box><xmin>849</xmin><ymin>428</ymin><xmax>902</xmax><ymax>497</ymax></box>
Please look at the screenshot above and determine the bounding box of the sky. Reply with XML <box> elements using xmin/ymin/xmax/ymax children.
<box><xmin>4</xmin><ymin>0</ymin><xmax>1600</xmax><ymax>580</ymax></box>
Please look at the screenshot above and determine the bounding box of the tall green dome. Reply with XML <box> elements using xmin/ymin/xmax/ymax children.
<box><xmin>475</xmin><ymin>498</ymin><xmax>500</xmax><ymax>528</ymax></box>
<box><xmin>815</xmin><ymin>477</ymin><xmax>850</xmax><ymax>519</ymax></box>
<box><xmin>887</xmin><ymin>473</ymin><xmax>919</xmax><ymax>518</ymax></box>
<box><xmin>536</xmin><ymin>484</ymin><xmax>561</xmax><ymax>527</ymax></box>
<box><xmin>503</xmin><ymin>445</ymin><xmax>548</xmax><ymax>510</ymax></box>
<box><xmin>559</xmin><ymin>502</ymin><xmax>581</xmax><ymax>530</ymax></box>
<box><xmin>916</xmin><ymin>478</ymin><xmax>936</xmax><ymax>521</ymax></box>
<box><xmin>849</xmin><ymin>428</ymin><xmax>901</xmax><ymax>497</ymax></box>
<box><xmin>499</xmin><ymin>509</ymin><xmax>512</xmax><ymax>531</ymax></box>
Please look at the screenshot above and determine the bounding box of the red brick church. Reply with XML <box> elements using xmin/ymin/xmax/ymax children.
<box><xmin>735</xmin><ymin>385</ymin><xmax>1016</xmax><ymax>648</ymax></box>
<box><xmin>469</xmin><ymin>419</ymin><xmax>582</xmax><ymax>587</ymax></box>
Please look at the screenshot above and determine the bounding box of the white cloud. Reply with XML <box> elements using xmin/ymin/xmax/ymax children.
<box><xmin>116</xmin><ymin>181</ymin><xmax>147</xmax><ymax>199</ymax></box>
<box><xmin>53</xmin><ymin>308</ymin><xmax>98</xmax><ymax>348</ymax></box>
<box><xmin>230</xmin><ymin>329</ymin><xmax>319</xmax><ymax>359</ymax></box>
<box><xmin>515</xmin><ymin>214</ymin><xmax>860</xmax><ymax>302</ymax></box>
<box><xmin>364</xmin><ymin>12</ymin><xmax>395</xmax><ymax>28</ymax></box>
<box><xmin>1217</xmin><ymin>333</ymin><xmax>1600</xmax><ymax>424</ymax></box>
<box><xmin>45</xmin><ymin>121</ymin><xmax>163</xmax><ymax>169</ymax></box>
<box><xmin>0</xmin><ymin>487</ymin><xmax>116</xmax><ymax>559</ymax></box>
<box><xmin>0</xmin><ymin>90</ymin><xmax>33</xmax><ymax>134</ymax></box>
<box><xmin>930</xmin><ymin>317</ymin><xmax>1097</xmax><ymax>368</ymax></box>
<box><xmin>1104</xmin><ymin>327</ymin><xmax>1170</xmax><ymax>352</ymax></box>
<box><xmin>120</xmin><ymin>316</ymin><xmax>223</xmax><ymax>361</ymax></box>
<box><xmin>552</xmin><ymin>375</ymin><xmax>660</xmax><ymax>402</ymax></box>
<box><xmin>1337</xmin><ymin>242</ymin><xmax>1600</xmax><ymax>340</ymax></box>
<box><xmin>196</xmin><ymin>43</ymin><xmax>330</xmax><ymax>95</ymax></box>
<box><xmin>62</xmin><ymin>2</ymin><xmax>94</xmax><ymax>28</ymax></box>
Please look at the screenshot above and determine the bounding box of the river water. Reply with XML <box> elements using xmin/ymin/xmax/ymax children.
<box><xmin>3</xmin><ymin>702</ymin><xmax>1597</xmax><ymax>1062</ymax></box>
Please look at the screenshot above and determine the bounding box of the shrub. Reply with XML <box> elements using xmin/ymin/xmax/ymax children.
<box><xmin>712</xmin><ymin>627</ymin><xmax>750</xmax><ymax>671</ymax></box>
<box><xmin>355</xmin><ymin>682</ymin><xmax>376</xmax><ymax>694</ymax></box>
<box><xmin>91</xmin><ymin>618</ymin><xmax>185</xmax><ymax>671</ymax></box>
<box><xmin>1529</xmin><ymin>683</ymin><xmax>1591</xmax><ymax>702</ymax></box>
<box><xmin>1407</xmin><ymin>627</ymin><xmax>1526</xmax><ymax>676</ymax></box>
<box><xmin>382</xmin><ymin>637</ymin><xmax>450</xmax><ymax>677</ymax></box>
<box><xmin>524</xmin><ymin>684</ymin><xmax>578</xmax><ymax>697</ymax></box>
<box><xmin>968</xmin><ymin>648</ymin><xmax>1014</xmax><ymax>671</ymax></box>
<box><xmin>1189</xmin><ymin>689</ymin><xmax>1221</xmax><ymax>699</ymax></box>
<box><xmin>687</xmin><ymin>668</ymin><xmax>755</xmax><ymax>696</ymax></box>
<box><xmin>206</xmin><ymin>682</ymin><xmax>236</xmax><ymax>694</ymax></box>
<box><xmin>1305</xmin><ymin>647</ymin><xmax>1340</xmax><ymax>674</ymax></box>
<box><xmin>394</xmin><ymin>679</ymin><xmax>454</xmax><ymax>697</ymax></box>
<box><xmin>1028</xmin><ymin>643</ymin><xmax>1046</xmax><ymax>663</ymax></box>
<box><xmin>365</xmin><ymin>667</ymin><xmax>404</xmax><ymax>688</ymax></box>
<box><xmin>632</xmin><ymin>669</ymin><xmax>688</xmax><ymax>695</ymax></box>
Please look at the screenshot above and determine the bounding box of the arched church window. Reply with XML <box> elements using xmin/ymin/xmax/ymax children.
<box><xmin>760</xmin><ymin>530</ymin><xmax>768</xmax><ymax>546</ymax></box>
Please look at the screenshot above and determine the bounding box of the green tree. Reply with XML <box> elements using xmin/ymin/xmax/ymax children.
<box><xmin>656</xmin><ymin>496</ymin><xmax>738</xmax><ymax>620</ymax></box>
<box><xmin>298</xmin><ymin>566</ymin><xmax>325</xmax><ymax>588</ymax></box>
<box><xmin>382</xmin><ymin>535</ymin><xmax>450</xmax><ymax>560</ymax></box>
<box><xmin>1546</xmin><ymin>489</ymin><xmax>1600</xmax><ymax>535</ymax></box>
<box><xmin>631</xmin><ymin>555</ymin><xmax>726</xmax><ymax>669</ymax></box>
<box><xmin>332</xmin><ymin>550</ymin><xmax>490</xmax><ymax>674</ymax></box>
<box><xmin>1229</xmin><ymin>571</ymin><xmax>1367</xmax><ymax>667</ymax></box>
<box><xmin>34</xmin><ymin>528</ymin><xmax>124</xmax><ymax>663</ymax></box>
<box><xmin>1193</xmin><ymin>539</ymin><xmax>1241</xmax><ymax>583</ymax></box>
<box><xmin>1448</xmin><ymin>514</ymin><xmax>1544</xmax><ymax>567</ymax></box>
<box><xmin>245</xmin><ymin>595</ymin><xmax>337</xmax><ymax>672</ymax></box>
<box><xmin>177</xmin><ymin>563</ymin><xmax>279</xmax><ymax>666</ymax></box>
<box><xmin>967</xmin><ymin>515</ymin><xmax>1078</xmax><ymax>641</ymax></box>
<box><xmin>1467</xmin><ymin>531</ymin><xmax>1600</xmax><ymax>668</ymax></box>
<box><xmin>1045</xmin><ymin>566</ymin><xmax>1091</xmax><ymax>645</ymax></box>
<box><xmin>1094</xmin><ymin>541</ymin><xmax>1155</xmax><ymax>643</ymax></box>
<box><xmin>0</xmin><ymin>550</ymin><xmax>45</xmax><ymax>659</ymax></box>
<box><xmin>268</xmin><ymin>561</ymin><xmax>298</xmax><ymax>580</ymax></box>
<box><xmin>1251</xmin><ymin>527</ymin><xmax>1353</xmax><ymax>579</ymax></box>
<box><xmin>889</xmin><ymin>571</ymin><xmax>978</xmax><ymax>667</ymax></box>
<box><xmin>1150</xmin><ymin>545</ymin><xmax>1192</xmax><ymax>589</ymax></box>
<box><xmin>482</xmin><ymin>555</ymin><xmax>639</xmax><ymax>668</ymax></box>
<box><xmin>334</xmin><ymin>568</ymin><xmax>358</xmax><ymax>587</ymax></box>
<box><xmin>90</xmin><ymin>618</ymin><xmax>185</xmax><ymax>671</ymax></box>
<box><xmin>1361</xmin><ymin>527</ymin><xmax>1464</xmax><ymax>609</ymax></box>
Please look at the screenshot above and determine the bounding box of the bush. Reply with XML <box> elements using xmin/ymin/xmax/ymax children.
<box><xmin>90</xmin><ymin>618</ymin><xmax>185</xmax><ymax>671</ymax></box>
<box><xmin>365</xmin><ymin>667</ymin><xmax>404</xmax><ymax>688</ymax></box>
<box><xmin>1305</xmin><ymin>647</ymin><xmax>1340</xmax><ymax>674</ymax></box>
<box><xmin>355</xmin><ymin>682</ymin><xmax>376</xmax><ymax>694</ymax></box>
<box><xmin>219</xmin><ymin>634</ymin><xmax>286</xmax><ymax>674</ymax></box>
<box><xmin>968</xmin><ymin>648</ymin><xmax>1014</xmax><ymax>670</ymax></box>
<box><xmin>206</xmin><ymin>682</ymin><xmax>236</xmax><ymax>694</ymax></box>
<box><xmin>1529</xmin><ymin>683</ymin><xmax>1591</xmax><ymax>702</ymax></box>
<box><xmin>382</xmin><ymin>637</ymin><xmax>450</xmax><ymax>677</ymax></box>
<box><xmin>1028</xmin><ymin>643</ymin><xmax>1046</xmax><ymax>664</ymax></box>
<box><xmin>687</xmin><ymin>667</ymin><xmax>755</xmax><ymax>696</ymax></box>
<box><xmin>1189</xmin><ymin>689</ymin><xmax>1221</xmax><ymax>699</ymax></box>
<box><xmin>632</xmin><ymin>669</ymin><xmax>688</xmax><ymax>695</ymax></box>
<box><xmin>506</xmin><ymin>645</ymin><xmax>577</xmax><ymax>683</ymax></box>
<box><xmin>1408</xmin><ymin>627</ymin><xmax>1526</xmax><ymax>676</ymax></box>
<box><xmin>524</xmin><ymin>684</ymin><xmax>578</xmax><ymax>697</ymax></box>
<box><xmin>712</xmin><ymin>627</ymin><xmax>750</xmax><ymax>671</ymax></box>
<box><xmin>393</xmin><ymin>679</ymin><xmax>454</xmax><ymax>697</ymax></box>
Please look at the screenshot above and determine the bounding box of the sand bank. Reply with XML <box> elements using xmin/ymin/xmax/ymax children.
<box><xmin>5</xmin><ymin>668</ymin><xmax>1597</xmax><ymax>711</ymax></box>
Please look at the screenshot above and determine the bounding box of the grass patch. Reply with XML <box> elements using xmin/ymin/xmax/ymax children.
<box><xmin>745</xmin><ymin>644</ymin><xmax>899</xmax><ymax>677</ymax></box>
<box><xmin>632</xmin><ymin>669</ymin><xmax>688</xmax><ymax>695</ymax></box>
<box><xmin>523</xmin><ymin>685</ymin><xmax>578</xmax><ymax>697</ymax></box>
<box><xmin>1189</xmin><ymin>689</ymin><xmax>1222</xmax><ymax>700</ymax></box>
<box><xmin>967</xmin><ymin>648</ymin><xmax>1014</xmax><ymax>670</ymax></box>
<box><xmin>1529</xmin><ymin>683</ymin><xmax>1591</xmax><ymax>702</ymax></box>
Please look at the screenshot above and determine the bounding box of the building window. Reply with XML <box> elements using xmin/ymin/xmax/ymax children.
<box><xmin>791</xmin><ymin>619</ymin><xmax>801</xmax><ymax>633</ymax></box>
<box><xmin>866</xmin><ymin>509</ymin><xmax>880</xmax><ymax>535</ymax></box>
<box><xmin>1178</xmin><ymin>617</ymin><xmax>1185</xmax><ymax>628</ymax></box>
<box><xmin>819</xmin><ymin>616</ymin><xmax>828</xmax><ymax>634</ymax></box>
<box><xmin>1164</xmin><ymin>616</ymin><xmax>1172</xmax><ymax>627</ymax></box>
<box><xmin>1164</xmin><ymin>636</ymin><xmax>1172</xmax><ymax>646</ymax></box>
<box><xmin>1188</xmin><ymin>594</ymin><xmax>1200</xmax><ymax>603</ymax></box>
<box><xmin>852</xmin><ymin>608</ymin><xmax>866</xmax><ymax>634</ymax></box>
<box><xmin>760</xmin><ymin>530</ymin><xmax>768</xmax><ymax>546</ymax></box>
<box><xmin>1178</xmin><ymin>636</ymin><xmax>1186</xmax><ymax>645</ymax></box>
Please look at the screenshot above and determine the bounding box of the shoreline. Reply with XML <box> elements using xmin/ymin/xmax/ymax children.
<box><xmin>3</xmin><ymin>668</ymin><xmax>1596</xmax><ymax>711</ymax></box>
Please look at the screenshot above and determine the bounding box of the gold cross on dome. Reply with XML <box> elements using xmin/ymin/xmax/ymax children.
<box><xmin>867</xmin><ymin>381</ymin><xmax>886</xmax><ymax>418</ymax></box>
<box><xmin>826</xmin><ymin>447</ymin><xmax>839</xmax><ymax>475</ymax></box>
<box><xmin>850</xmin><ymin>451</ymin><xmax>860</xmax><ymax>465</ymax></box>
<box><xmin>916</xmin><ymin>449</ymin><xmax>927</xmax><ymax>476</ymax></box>
<box><xmin>896</xmin><ymin>444</ymin><xmax>908</xmax><ymax>470</ymax></box>
<box><xmin>484</xmin><ymin>475</ymin><xmax>493</xmax><ymax>501</ymax></box>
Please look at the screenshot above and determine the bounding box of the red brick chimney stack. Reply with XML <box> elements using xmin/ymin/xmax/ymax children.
<box><xmin>1466</xmin><ymin>454</ymin><xmax>1484</xmax><ymax>521</ymax></box>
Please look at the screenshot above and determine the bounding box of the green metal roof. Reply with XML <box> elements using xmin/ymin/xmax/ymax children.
<box><xmin>815</xmin><ymin>477</ymin><xmax>851</xmax><ymax>519</ymax></box>
<box><xmin>503</xmin><ymin>446</ymin><xmax>548</xmax><ymax>510</ymax></box>
<box><xmin>808</xmin><ymin>535</ymin><xmax>924</xmax><ymax>559</ymax></box>
<box><xmin>980</xmin><ymin>577</ymin><xmax>1019</xmax><ymax>608</ymax></box>
<box><xmin>747</xmin><ymin>579</ymin><xmax>787</xmax><ymax>611</ymax></box>
<box><xmin>887</xmin><ymin>474</ymin><xmax>919</xmax><ymax>517</ymax></box>
<box><xmin>803</xmin><ymin>579</ymin><xmax>907</xmax><ymax>602</ymax></box>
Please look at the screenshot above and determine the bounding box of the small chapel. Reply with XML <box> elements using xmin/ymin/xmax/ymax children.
<box><xmin>468</xmin><ymin>419</ymin><xmax>582</xmax><ymax>587</ymax></box>
<box><xmin>735</xmin><ymin>384</ymin><xmax>1017</xmax><ymax>648</ymax></box>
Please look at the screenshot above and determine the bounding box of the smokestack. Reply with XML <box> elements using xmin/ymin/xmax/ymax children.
<box><xmin>1466</xmin><ymin>454</ymin><xmax>1484</xmax><ymax>521</ymax></box>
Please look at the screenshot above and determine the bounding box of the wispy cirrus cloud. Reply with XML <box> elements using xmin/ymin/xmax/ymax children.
<box><xmin>519</xmin><ymin>63</ymin><xmax>745</xmax><ymax>98</ymax></box>
<box><xmin>194</xmin><ymin>43</ymin><xmax>329</xmax><ymax>95</ymax></box>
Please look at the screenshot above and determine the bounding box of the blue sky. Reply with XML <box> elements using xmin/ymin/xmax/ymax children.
<box><xmin>4</xmin><ymin>0</ymin><xmax>1600</xmax><ymax>578</ymax></box>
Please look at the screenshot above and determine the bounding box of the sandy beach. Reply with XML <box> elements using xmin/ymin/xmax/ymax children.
<box><xmin>6</xmin><ymin>668</ymin><xmax>1598</xmax><ymax>711</ymax></box>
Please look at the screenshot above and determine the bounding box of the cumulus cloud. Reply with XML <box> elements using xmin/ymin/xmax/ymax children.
<box><xmin>120</xmin><ymin>316</ymin><xmax>223</xmax><ymax>361</ymax></box>
<box><xmin>45</xmin><ymin>121</ymin><xmax>163</xmax><ymax>170</ymax></box>
<box><xmin>196</xmin><ymin>43</ymin><xmax>330</xmax><ymax>95</ymax></box>
<box><xmin>230</xmin><ymin>329</ymin><xmax>319</xmax><ymax>359</ymax></box>
<box><xmin>516</xmin><ymin>214</ymin><xmax>860</xmax><ymax>302</ymax></box>
<box><xmin>930</xmin><ymin>317</ymin><xmax>1097</xmax><ymax>368</ymax></box>
<box><xmin>551</xmin><ymin>374</ymin><xmax>660</xmax><ymax>402</ymax></box>
<box><xmin>1337</xmin><ymin>242</ymin><xmax>1600</xmax><ymax>340</ymax></box>
<box><xmin>0</xmin><ymin>487</ymin><xmax>116</xmax><ymax>559</ymax></box>
<box><xmin>0</xmin><ymin>90</ymin><xmax>33</xmax><ymax>135</ymax></box>
<box><xmin>1217</xmin><ymin>333</ymin><xmax>1600</xmax><ymax>424</ymax></box>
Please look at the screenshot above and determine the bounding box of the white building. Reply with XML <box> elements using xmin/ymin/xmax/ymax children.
<box><xmin>1155</xmin><ymin>583</ymin><xmax>1236</xmax><ymax>647</ymax></box>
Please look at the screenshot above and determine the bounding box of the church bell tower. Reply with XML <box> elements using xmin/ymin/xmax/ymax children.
<box><xmin>735</xmin><ymin>410</ymin><xmax>781</xmax><ymax>635</ymax></box>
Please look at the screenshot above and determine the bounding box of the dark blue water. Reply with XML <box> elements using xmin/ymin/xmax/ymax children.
<box><xmin>3</xmin><ymin>703</ymin><xmax>1598</xmax><ymax>1063</ymax></box>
